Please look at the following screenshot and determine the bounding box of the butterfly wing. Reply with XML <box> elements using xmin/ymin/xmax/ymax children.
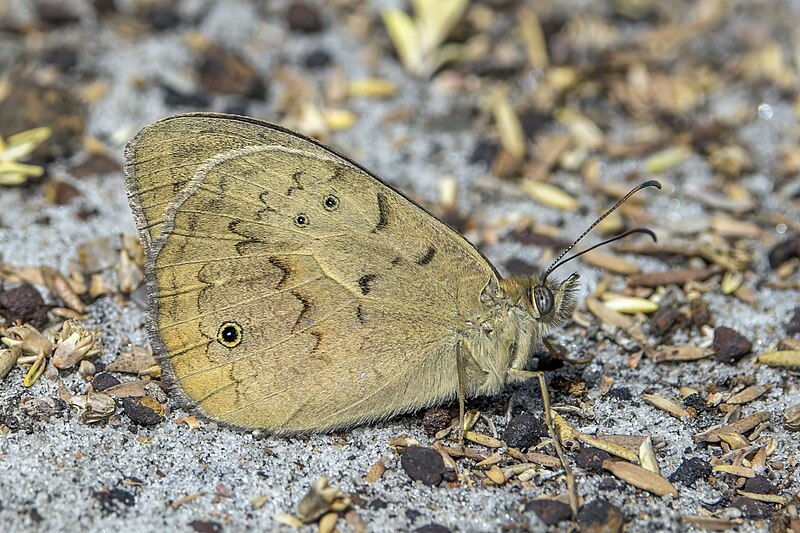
<box><xmin>125</xmin><ymin>113</ymin><xmax>500</xmax><ymax>432</ymax></box>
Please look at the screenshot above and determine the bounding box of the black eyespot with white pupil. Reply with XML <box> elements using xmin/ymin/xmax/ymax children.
<box><xmin>533</xmin><ymin>286</ymin><xmax>554</xmax><ymax>316</ymax></box>
<box><xmin>217</xmin><ymin>322</ymin><xmax>243</xmax><ymax>348</ymax></box>
<box><xmin>323</xmin><ymin>195</ymin><xmax>339</xmax><ymax>210</ymax></box>
<box><xmin>295</xmin><ymin>213</ymin><xmax>309</xmax><ymax>227</ymax></box>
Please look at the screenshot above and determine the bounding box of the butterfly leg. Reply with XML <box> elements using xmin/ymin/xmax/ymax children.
<box><xmin>507</xmin><ymin>368</ymin><xmax>578</xmax><ymax>518</ymax></box>
<box><xmin>456</xmin><ymin>341</ymin><xmax>468</xmax><ymax>447</ymax></box>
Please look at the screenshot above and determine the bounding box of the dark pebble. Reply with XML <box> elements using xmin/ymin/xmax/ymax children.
<box><xmin>188</xmin><ymin>520</ymin><xmax>224</xmax><ymax>533</ymax></box>
<box><xmin>94</xmin><ymin>487</ymin><xmax>135</xmax><ymax>515</ymax></box>
<box><xmin>42</xmin><ymin>47</ymin><xmax>78</xmax><ymax>72</ymax></box>
<box><xmin>668</xmin><ymin>457</ymin><xmax>711</xmax><ymax>487</ymax></box>
<box><xmin>742</xmin><ymin>475</ymin><xmax>778</xmax><ymax>494</ymax></box>
<box><xmin>161</xmin><ymin>85</ymin><xmax>211</xmax><ymax>108</ymax></box>
<box><xmin>91</xmin><ymin>372</ymin><xmax>121</xmax><ymax>392</ymax></box>
<box><xmin>690</xmin><ymin>297</ymin><xmax>713</xmax><ymax>328</ymax></box>
<box><xmin>422</xmin><ymin>408</ymin><xmax>451</xmax><ymax>437</ymax></box>
<box><xmin>304</xmin><ymin>49</ymin><xmax>332</xmax><ymax>69</ymax></box>
<box><xmin>682</xmin><ymin>393</ymin><xmax>707</xmax><ymax>412</ymax></box>
<box><xmin>122</xmin><ymin>397</ymin><xmax>165</xmax><ymax>426</ymax></box>
<box><xmin>286</xmin><ymin>1</ymin><xmax>323</xmax><ymax>33</ymax></box>
<box><xmin>368</xmin><ymin>498</ymin><xmax>387</xmax><ymax>510</ymax></box>
<box><xmin>606</xmin><ymin>387</ymin><xmax>633</xmax><ymax>401</ymax></box>
<box><xmin>648</xmin><ymin>302</ymin><xmax>683</xmax><ymax>338</ymax></box>
<box><xmin>469</xmin><ymin>138</ymin><xmax>499</xmax><ymax>167</ymax></box>
<box><xmin>199</xmin><ymin>47</ymin><xmax>266</xmax><ymax>99</ymax></box>
<box><xmin>787</xmin><ymin>307</ymin><xmax>800</xmax><ymax>336</ymax></box>
<box><xmin>70</xmin><ymin>152</ymin><xmax>122</xmax><ymax>178</ymax></box>
<box><xmin>401</xmin><ymin>446</ymin><xmax>444</xmax><ymax>486</ymax></box>
<box><xmin>578</xmin><ymin>499</ymin><xmax>623</xmax><ymax>533</ymax></box>
<box><xmin>502</xmin><ymin>412</ymin><xmax>547</xmax><ymax>449</ymax></box>
<box><xmin>504</xmin><ymin>258</ymin><xmax>537</xmax><ymax>276</ymax></box>
<box><xmin>525</xmin><ymin>499</ymin><xmax>572</xmax><ymax>525</ymax></box>
<box><xmin>414</xmin><ymin>525</ymin><xmax>451</xmax><ymax>533</ymax></box>
<box><xmin>576</xmin><ymin>447</ymin><xmax>612</xmax><ymax>473</ymax></box>
<box><xmin>768</xmin><ymin>234</ymin><xmax>800</xmax><ymax>268</ymax></box>
<box><xmin>146</xmin><ymin>5</ymin><xmax>182</xmax><ymax>31</ymax></box>
<box><xmin>730</xmin><ymin>496</ymin><xmax>774</xmax><ymax>519</ymax></box>
<box><xmin>46</xmin><ymin>179</ymin><xmax>80</xmax><ymax>205</ymax></box>
<box><xmin>712</xmin><ymin>326</ymin><xmax>752</xmax><ymax>364</ymax></box>
<box><xmin>0</xmin><ymin>283</ymin><xmax>49</xmax><ymax>329</ymax></box>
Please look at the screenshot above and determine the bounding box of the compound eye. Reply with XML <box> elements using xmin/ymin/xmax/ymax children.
<box><xmin>533</xmin><ymin>286</ymin><xmax>553</xmax><ymax>316</ymax></box>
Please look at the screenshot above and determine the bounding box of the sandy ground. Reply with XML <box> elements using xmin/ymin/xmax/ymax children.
<box><xmin>0</xmin><ymin>1</ymin><xmax>799</xmax><ymax>532</ymax></box>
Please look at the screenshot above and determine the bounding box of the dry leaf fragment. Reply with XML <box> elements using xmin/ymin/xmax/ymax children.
<box><xmin>364</xmin><ymin>457</ymin><xmax>386</xmax><ymax>483</ymax></box>
<box><xmin>0</xmin><ymin>347</ymin><xmax>20</xmax><ymax>380</ymax></box>
<box><xmin>652</xmin><ymin>346</ymin><xmax>712</xmax><ymax>362</ymax></box>
<box><xmin>463</xmin><ymin>431</ymin><xmax>504</xmax><ymax>448</ymax></box>
<box><xmin>627</xmin><ymin>265</ymin><xmax>724</xmax><ymax>287</ymax></box>
<box><xmin>296</xmin><ymin>477</ymin><xmax>350</xmax><ymax>524</ymax></box>
<box><xmin>2</xmin><ymin>324</ymin><xmax>54</xmax><ymax>356</ymax></box>
<box><xmin>736</xmin><ymin>491</ymin><xmax>786</xmax><ymax>505</ymax></box>
<box><xmin>65</xmin><ymin>390</ymin><xmax>116</xmax><ymax>423</ymax></box>
<box><xmin>694</xmin><ymin>412</ymin><xmax>770</xmax><ymax>443</ymax></box>
<box><xmin>51</xmin><ymin>320</ymin><xmax>101</xmax><ymax>369</ymax></box>
<box><xmin>578</xmin><ymin>434</ymin><xmax>639</xmax><ymax>463</ymax></box>
<box><xmin>106</xmin><ymin>346</ymin><xmax>157</xmax><ymax>374</ymax></box>
<box><xmin>603</xmin><ymin>460</ymin><xmax>678</xmax><ymax>496</ymax></box>
<box><xmin>639</xmin><ymin>437</ymin><xmax>659</xmax><ymax>474</ymax></box>
<box><xmin>726</xmin><ymin>385</ymin><xmax>769</xmax><ymax>405</ymax></box>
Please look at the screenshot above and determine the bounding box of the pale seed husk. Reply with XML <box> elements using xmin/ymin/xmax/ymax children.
<box><xmin>726</xmin><ymin>385</ymin><xmax>769</xmax><ymax>405</ymax></box>
<box><xmin>639</xmin><ymin>437</ymin><xmax>660</xmax><ymax>474</ymax></box>
<box><xmin>682</xmin><ymin>515</ymin><xmax>741</xmax><ymax>530</ymax></box>
<box><xmin>579</xmin><ymin>434</ymin><xmax>639</xmax><ymax>463</ymax></box>
<box><xmin>602</xmin><ymin>296</ymin><xmax>659</xmax><ymax>314</ymax></box>
<box><xmin>736</xmin><ymin>491</ymin><xmax>786</xmax><ymax>505</ymax></box>
<box><xmin>364</xmin><ymin>458</ymin><xmax>385</xmax><ymax>483</ymax></box>
<box><xmin>712</xmin><ymin>464</ymin><xmax>755</xmax><ymax>478</ymax></box>
<box><xmin>319</xmin><ymin>511</ymin><xmax>339</xmax><ymax>533</ymax></box>
<box><xmin>653</xmin><ymin>346</ymin><xmax>711</xmax><ymax>362</ymax></box>
<box><xmin>521</xmin><ymin>181</ymin><xmax>579</xmax><ymax>211</ymax></box>
<box><xmin>486</xmin><ymin>465</ymin><xmax>505</xmax><ymax>485</ymax></box>
<box><xmin>463</xmin><ymin>431</ymin><xmax>504</xmax><ymax>448</ymax></box>
<box><xmin>717</xmin><ymin>432</ymin><xmax>749</xmax><ymax>450</ymax></box>
<box><xmin>756</xmin><ymin>350</ymin><xmax>800</xmax><ymax>367</ymax></box>
<box><xmin>0</xmin><ymin>348</ymin><xmax>19</xmax><ymax>380</ymax></box>
<box><xmin>347</xmin><ymin>78</ymin><xmax>396</xmax><ymax>98</ymax></box>
<box><xmin>642</xmin><ymin>393</ymin><xmax>691</xmax><ymax>419</ymax></box>
<box><xmin>580</xmin><ymin>250</ymin><xmax>639</xmax><ymax>275</ymax></box>
<box><xmin>602</xmin><ymin>460</ymin><xmax>678</xmax><ymax>496</ymax></box>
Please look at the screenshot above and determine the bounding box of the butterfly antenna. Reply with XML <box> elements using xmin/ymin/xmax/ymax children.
<box><xmin>542</xmin><ymin>180</ymin><xmax>661</xmax><ymax>281</ymax></box>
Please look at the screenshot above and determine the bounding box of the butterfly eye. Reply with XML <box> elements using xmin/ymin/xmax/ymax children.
<box><xmin>295</xmin><ymin>213</ymin><xmax>309</xmax><ymax>227</ymax></box>
<box><xmin>323</xmin><ymin>195</ymin><xmax>339</xmax><ymax>211</ymax></box>
<box><xmin>533</xmin><ymin>286</ymin><xmax>554</xmax><ymax>316</ymax></box>
<box><xmin>217</xmin><ymin>321</ymin><xmax>243</xmax><ymax>348</ymax></box>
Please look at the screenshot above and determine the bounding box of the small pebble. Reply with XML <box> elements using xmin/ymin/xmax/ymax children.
<box><xmin>578</xmin><ymin>499</ymin><xmax>623</xmax><ymax>533</ymax></box>
<box><xmin>401</xmin><ymin>446</ymin><xmax>444</xmax><ymax>486</ymax></box>
<box><xmin>91</xmin><ymin>372</ymin><xmax>121</xmax><ymax>392</ymax></box>
<box><xmin>525</xmin><ymin>499</ymin><xmax>572</xmax><ymax>525</ymax></box>
<box><xmin>576</xmin><ymin>447</ymin><xmax>612</xmax><ymax>473</ymax></box>
<box><xmin>0</xmin><ymin>283</ymin><xmax>49</xmax><ymax>328</ymax></box>
<box><xmin>413</xmin><ymin>525</ymin><xmax>451</xmax><ymax>533</ymax></box>
<box><xmin>787</xmin><ymin>307</ymin><xmax>800</xmax><ymax>336</ymax></box>
<box><xmin>122</xmin><ymin>396</ymin><xmax>165</xmax><ymax>426</ymax></box>
<box><xmin>713</xmin><ymin>326</ymin><xmax>752</xmax><ymax>364</ymax></box>
<box><xmin>502</xmin><ymin>412</ymin><xmax>547</xmax><ymax>449</ymax></box>
<box><xmin>730</xmin><ymin>497</ymin><xmax>774</xmax><ymax>519</ymax></box>
<box><xmin>286</xmin><ymin>1</ymin><xmax>323</xmax><ymax>33</ymax></box>
<box><xmin>422</xmin><ymin>408</ymin><xmax>451</xmax><ymax>437</ymax></box>
<box><xmin>668</xmin><ymin>457</ymin><xmax>711</xmax><ymax>487</ymax></box>
<box><xmin>768</xmin><ymin>234</ymin><xmax>800</xmax><ymax>268</ymax></box>
<box><xmin>742</xmin><ymin>475</ymin><xmax>778</xmax><ymax>494</ymax></box>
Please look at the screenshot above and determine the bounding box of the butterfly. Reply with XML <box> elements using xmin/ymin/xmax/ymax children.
<box><xmin>125</xmin><ymin>112</ymin><xmax>658</xmax><ymax>436</ymax></box>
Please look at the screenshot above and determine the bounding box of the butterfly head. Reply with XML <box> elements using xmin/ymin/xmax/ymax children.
<box><xmin>529</xmin><ymin>272</ymin><xmax>580</xmax><ymax>326</ymax></box>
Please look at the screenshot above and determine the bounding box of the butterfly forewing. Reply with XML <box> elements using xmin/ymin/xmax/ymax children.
<box><xmin>125</xmin><ymin>113</ymin><xmax>500</xmax><ymax>431</ymax></box>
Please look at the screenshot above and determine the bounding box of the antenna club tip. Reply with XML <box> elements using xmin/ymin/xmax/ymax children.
<box><xmin>644</xmin><ymin>179</ymin><xmax>662</xmax><ymax>189</ymax></box>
